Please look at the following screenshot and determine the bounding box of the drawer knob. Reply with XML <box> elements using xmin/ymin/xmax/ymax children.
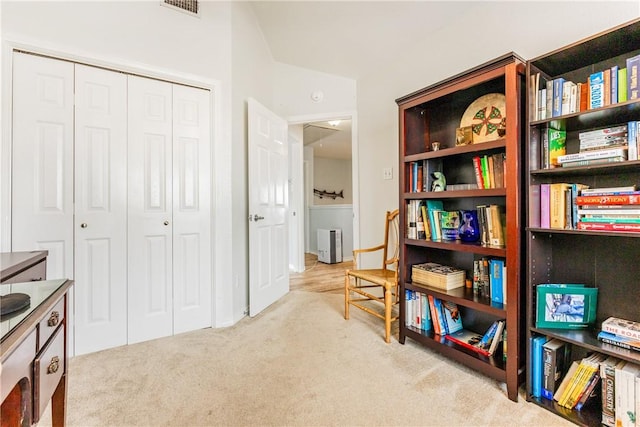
<box><xmin>47</xmin><ymin>356</ymin><xmax>60</xmax><ymax>374</ymax></box>
<box><xmin>48</xmin><ymin>311</ymin><xmax>60</xmax><ymax>327</ymax></box>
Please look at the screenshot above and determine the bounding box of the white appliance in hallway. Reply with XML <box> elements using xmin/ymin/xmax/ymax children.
<box><xmin>317</xmin><ymin>229</ymin><xmax>342</xmax><ymax>264</ymax></box>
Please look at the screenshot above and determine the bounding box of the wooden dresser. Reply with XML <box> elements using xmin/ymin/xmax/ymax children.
<box><xmin>1</xmin><ymin>251</ymin><xmax>72</xmax><ymax>427</ymax></box>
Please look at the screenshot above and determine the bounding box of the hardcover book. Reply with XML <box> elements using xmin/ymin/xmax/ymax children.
<box><xmin>532</xmin><ymin>335</ymin><xmax>549</xmax><ymax>398</ymax></box>
<box><xmin>626</xmin><ymin>54</ymin><xmax>640</xmax><ymax>100</ymax></box>
<box><xmin>601</xmin><ymin>316</ymin><xmax>640</xmax><ymax>340</ymax></box>
<box><xmin>614</xmin><ymin>362</ymin><xmax>640</xmax><ymax>427</ymax></box>
<box><xmin>600</xmin><ymin>356</ymin><xmax>622</xmax><ymax>427</ymax></box>
<box><xmin>597</xmin><ymin>331</ymin><xmax>640</xmax><ymax>352</ymax></box>
<box><xmin>535</xmin><ymin>284</ymin><xmax>598</xmax><ymax>329</ymax></box>
<box><xmin>589</xmin><ymin>71</ymin><xmax>605</xmax><ymax>109</ymax></box>
<box><xmin>541</xmin><ymin>339</ymin><xmax>571</xmax><ymax>401</ymax></box>
<box><xmin>445</xmin><ymin>328</ymin><xmax>489</xmax><ymax>356</ymax></box>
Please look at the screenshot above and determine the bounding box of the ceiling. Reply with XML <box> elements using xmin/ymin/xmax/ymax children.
<box><xmin>249</xmin><ymin>2</ymin><xmax>484</xmax><ymax>161</ymax></box>
<box><xmin>249</xmin><ymin>1</ymin><xmax>482</xmax><ymax>79</ymax></box>
<box><xmin>303</xmin><ymin>120</ymin><xmax>352</xmax><ymax>160</ymax></box>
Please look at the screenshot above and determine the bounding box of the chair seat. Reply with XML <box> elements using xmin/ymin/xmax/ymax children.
<box><xmin>346</xmin><ymin>269</ymin><xmax>396</xmax><ymax>288</ymax></box>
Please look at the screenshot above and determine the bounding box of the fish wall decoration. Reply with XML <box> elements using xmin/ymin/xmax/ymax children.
<box><xmin>314</xmin><ymin>189</ymin><xmax>344</xmax><ymax>199</ymax></box>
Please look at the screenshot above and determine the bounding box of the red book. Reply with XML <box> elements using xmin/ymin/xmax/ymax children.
<box><xmin>472</xmin><ymin>156</ymin><xmax>484</xmax><ymax>189</ymax></box>
<box><xmin>576</xmin><ymin>194</ymin><xmax>640</xmax><ymax>205</ymax></box>
<box><xmin>445</xmin><ymin>329</ymin><xmax>490</xmax><ymax>356</ymax></box>
<box><xmin>577</xmin><ymin>222</ymin><xmax>640</xmax><ymax>232</ymax></box>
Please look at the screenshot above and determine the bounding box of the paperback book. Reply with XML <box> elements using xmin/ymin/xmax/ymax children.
<box><xmin>601</xmin><ymin>316</ymin><xmax>640</xmax><ymax>340</ymax></box>
<box><xmin>597</xmin><ymin>331</ymin><xmax>640</xmax><ymax>352</ymax></box>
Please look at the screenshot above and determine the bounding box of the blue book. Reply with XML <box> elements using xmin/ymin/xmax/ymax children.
<box><xmin>597</xmin><ymin>330</ymin><xmax>640</xmax><ymax>352</ymax></box>
<box><xmin>626</xmin><ymin>54</ymin><xmax>640</xmax><ymax>100</ymax></box>
<box><xmin>421</xmin><ymin>293</ymin><xmax>432</xmax><ymax>331</ymax></box>
<box><xmin>489</xmin><ymin>258</ymin><xmax>504</xmax><ymax>304</ymax></box>
<box><xmin>552</xmin><ymin>77</ymin><xmax>565</xmax><ymax>117</ymax></box>
<box><xmin>440</xmin><ymin>300</ymin><xmax>463</xmax><ymax>334</ymax></box>
<box><xmin>412</xmin><ymin>161</ymin><xmax>419</xmax><ymax>192</ymax></box>
<box><xmin>589</xmin><ymin>72</ymin><xmax>605</xmax><ymax>109</ymax></box>
<box><xmin>532</xmin><ymin>335</ymin><xmax>549</xmax><ymax>398</ymax></box>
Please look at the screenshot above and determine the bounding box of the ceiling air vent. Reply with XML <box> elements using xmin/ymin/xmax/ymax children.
<box><xmin>162</xmin><ymin>0</ymin><xmax>199</xmax><ymax>16</ymax></box>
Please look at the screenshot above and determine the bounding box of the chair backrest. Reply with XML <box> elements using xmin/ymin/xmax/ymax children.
<box><xmin>382</xmin><ymin>209</ymin><xmax>400</xmax><ymax>271</ymax></box>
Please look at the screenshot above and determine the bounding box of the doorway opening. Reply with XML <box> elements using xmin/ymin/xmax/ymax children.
<box><xmin>288</xmin><ymin>113</ymin><xmax>358</xmax><ymax>275</ymax></box>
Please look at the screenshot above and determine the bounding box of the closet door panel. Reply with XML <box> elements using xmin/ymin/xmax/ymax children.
<box><xmin>12</xmin><ymin>52</ymin><xmax>74</xmax><ymax>280</ymax></box>
<box><xmin>74</xmin><ymin>64</ymin><xmax>128</xmax><ymax>355</ymax></box>
<box><xmin>128</xmin><ymin>76</ymin><xmax>173</xmax><ymax>344</ymax></box>
<box><xmin>172</xmin><ymin>85</ymin><xmax>211</xmax><ymax>333</ymax></box>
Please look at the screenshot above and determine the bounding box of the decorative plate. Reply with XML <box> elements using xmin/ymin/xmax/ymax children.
<box><xmin>460</xmin><ymin>93</ymin><xmax>506</xmax><ymax>143</ymax></box>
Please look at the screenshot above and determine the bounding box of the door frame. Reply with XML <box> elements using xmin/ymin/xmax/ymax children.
<box><xmin>0</xmin><ymin>40</ymin><xmax>230</xmax><ymax>336</ymax></box>
<box><xmin>287</xmin><ymin>111</ymin><xmax>359</xmax><ymax>269</ymax></box>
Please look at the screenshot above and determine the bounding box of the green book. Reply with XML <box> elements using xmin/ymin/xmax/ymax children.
<box><xmin>618</xmin><ymin>67</ymin><xmax>628</xmax><ymax>103</ymax></box>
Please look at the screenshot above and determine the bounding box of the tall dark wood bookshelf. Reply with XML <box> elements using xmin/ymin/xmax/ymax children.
<box><xmin>396</xmin><ymin>53</ymin><xmax>526</xmax><ymax>402</ymax></box>
<box><xmin>525</xmin><ymin>19</ymin><xmax>640</xmax><ymax>426</ymax></box>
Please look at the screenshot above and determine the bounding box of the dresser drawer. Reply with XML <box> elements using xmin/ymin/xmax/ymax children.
<box><xmin>34</xmin><ymin>325</ymin><xmax>64</xmax><ymax>421</ymax></box>
<box><xmin>37</xmin><ymin>297</ymin><xmax>64</xmax><ymax>351</ymax></box>
<box><xmin>2</xmin><ymin>259</ymin><xmax>46</xmax><ymax>284</ymax></box>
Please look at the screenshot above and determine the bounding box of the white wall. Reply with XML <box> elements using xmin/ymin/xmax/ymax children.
<box><xmin>313</xmin><ymin>157</ymin><xmax>352</xmax><ymax>205</ymax></box>
<box><xmin>229</xmin><ymin>2</ymin><xmax>277</xmax><ymax>323</ymax></box>
<box><xmin>355</xmin><ymin>3</ymin><xmax>639</xmax><ymax>258</ymax></box>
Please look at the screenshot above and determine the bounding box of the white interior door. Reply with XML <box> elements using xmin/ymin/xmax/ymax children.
<box><xmin>74</xmin><ymin>64</ymin><xmax>128</xmax><ymax>355</ymax></box>
<box><xmin>172</xmin><ymin>84</ymin><xmax>212</xmax><ymax>333</ymax></box>
<box><xmin>11</xmin><ymin>52</ymin><xmax>74</xmax><ymax>280</ymax></box>
<box><xmin>248</xmin><ymin>98</ymin><xmax>289</xmax><ymax>317</ymax></box>
<box><xmin>127</xmin><ymin>75</ymin><xmax>173</xmax><ymax>344</ymax></box>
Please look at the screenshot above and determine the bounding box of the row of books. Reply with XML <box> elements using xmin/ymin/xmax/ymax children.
<box><xmin>406</xmin><ymin>201</ymin><xmax>506</xmax><ymax>246</ymax></box>
<box><xmin>538</xmin><ymin>184</ymin><xmax>640</xmax><ymax>232</ymax></box>
<box><xmin>599</xmin><ymin>316</ymin><xmax>640</xmax><ymax>353</ymax></box>
<box><xmin>472</xmin><ymin>257</ymin><xmax>506</xmax><ymax>304</ymax></box>
<box><xmin>472</xmin><ymin>153</ymin><xmax>505</xmax><ymax>189</ymax></box>
<box><xmin>531</xmin><ymin>337</ymin><xmax>640</xmax><ymax>427</ymax></box>
<box><xmin>446</xmin><ymin>319</ymin><xmax>505</xmax><ymax>357</ymax></box>
<box><xmin>404</xmin><ymin>290</ymin><xmax>462</xmax><ymax>335</ymax></box>
<box><xmin>404</xmin><ymin>289</ymin><xmax>506</xmax><ymax>358</ymax></box>
<box><xmin>407</xmin><ymin>159</ymin><xmax>443</xmax><ymax>193</ymax></box>
<box><xmin>531</xmin><ymin>53</ymin><xmax>640</xmax><ymax>121</ymax></box>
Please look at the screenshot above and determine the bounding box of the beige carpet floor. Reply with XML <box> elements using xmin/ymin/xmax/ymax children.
<box><xmin>39</xmin><ymin>290</ymin><xmax>571</xmax><ymax>427</ymax></box>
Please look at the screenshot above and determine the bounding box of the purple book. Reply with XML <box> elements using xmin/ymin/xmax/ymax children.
<box><xmin>540</xmin><ymin>184</ymin><xmax>551</xmax><ymax>228</ymax></box>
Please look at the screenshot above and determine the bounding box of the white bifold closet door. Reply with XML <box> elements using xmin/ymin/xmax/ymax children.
<box><xmin>11</xmin><ymin>53</ymin><xmax>74</xmax><ymax>281</ymax></box>
<box><xmin>127</xmin><ymin>76</ymin><xmax>211</xmax><ymax>344</ymax></box>
<box><xmin>74</xmin><ymin>64</ymin><xmax>128</xmax><ymax>355</ymax></box>
<box><xmin>12</xmin><ymin>52</ymin><xmax>211</xmax><ymax>354</ymax></box>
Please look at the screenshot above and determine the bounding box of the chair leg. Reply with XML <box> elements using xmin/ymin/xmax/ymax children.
<box><xmin>384</xmin><ymin>285</ymin><xmax>392</xmax><ymax>343</ymax></box>
<box><xmin>344</xmin><ymin>272</ymin><xmax>350</xmax><ymax>320</ymax></box>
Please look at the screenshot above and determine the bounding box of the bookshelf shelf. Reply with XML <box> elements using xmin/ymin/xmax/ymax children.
<box><xmin>406</xmin><ymin>282</ymin><xmax>506</xmax><ymax>316</ymax></box>
<box><xmin>525</xmin><ymin>19</ymin><xmax>640</xmax><ymax>426</ymax></box>
<box><xmin>405</xmin><ymin>238</ymin><xmax>506</xmax><ymax>257</ymax></box>
<box><xmin>404</xmin><ymin>188</ymin><xmax>506</xmax><ymax>199</ymax></box>
<box><xmin>403</xmin><ymin>326</ymin><xmax>507</xmax><ymax>378</ymax></box>
<box><xmin>397</xmin><ymin>52</ymin><xmax>526</xmax><ymax>402</ymax></box>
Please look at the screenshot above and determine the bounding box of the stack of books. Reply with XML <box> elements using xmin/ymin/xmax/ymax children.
<box><xmin>598</xmin><ymin>316</ymin><xmax>640</xmax><ymax>352</ymax></box>
<box><xmin>411</xmin><ymin>262</ymin><xmax>465</xmax><ymax>291</ymax></box>
<box><xmin>576</xmin><ymin>186</ymin><xmax>640</xmax><ymax>233</ymax></box>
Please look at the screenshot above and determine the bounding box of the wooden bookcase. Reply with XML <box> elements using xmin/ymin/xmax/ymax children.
<box><xmin>396</xmin><ymin>53</ymin><xmax>526</xmax><ymax>402</ymax></box>
<box><xmin>525</xmin><ymin>19</ymin><xmax>640</xmax><ymax>426</ymax></box>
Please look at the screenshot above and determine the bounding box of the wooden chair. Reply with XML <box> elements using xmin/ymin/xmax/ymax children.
<box><xmin>344</xmin><ymin>209</ymin><xmax>400</xmax><ymax>343</ymax></box>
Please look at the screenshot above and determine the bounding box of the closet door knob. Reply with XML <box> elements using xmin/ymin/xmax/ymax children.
<box><xmin>80</xmin><ymin>223</ymin><xmax>88</xmax><ymax>228</ymax></box>
<box><xmin>164</xmin><ymin>221</ymin><xmax>170</xmax><ymax>226</ymax></box>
